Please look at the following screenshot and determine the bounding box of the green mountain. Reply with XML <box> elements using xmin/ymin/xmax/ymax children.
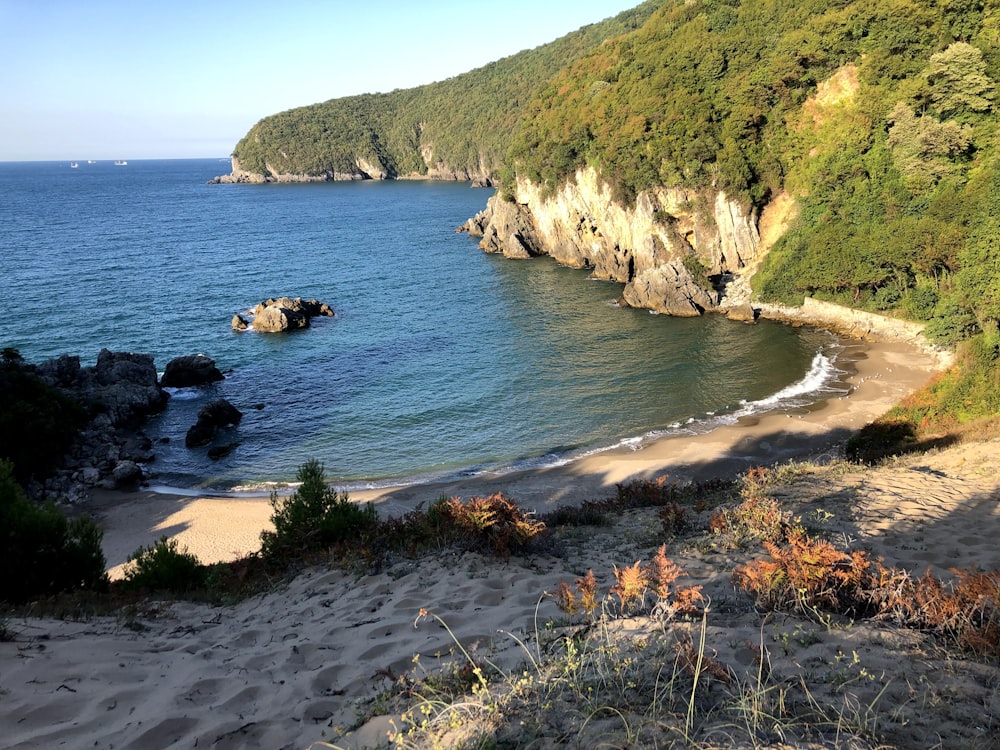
<box><xmin>229</xmin><ymin>2</ymin><xmax>659</xmax><ymax>181</ymax></box>
<box><xmin>508</xmin><ymin>0</ymin><xmax>999</xmax><ymax>337</ymax></box>
<box><xmin>228</xmin><ymin>0</ymin><xmax>1000</xmax><ymax>430</ymax></box>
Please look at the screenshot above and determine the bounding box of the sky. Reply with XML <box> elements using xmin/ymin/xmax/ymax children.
<box><xmin>0</xmin><ymin>0</ymin><xmax>642</xmax><ymax>162</ymax></box>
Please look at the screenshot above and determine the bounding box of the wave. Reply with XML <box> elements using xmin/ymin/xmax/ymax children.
<box><xmin>146</xmin><ymin>347</ymin><xmax>851</xmax><ymax>498</ymax></box>
<box><xmin>464</xmin><ymin>347</ymin><xmax>850</xmax><ymax>477</ymax></box>
<box><xmin>731</xmin><ymin>348</ymin><xmax>847</xmax><ymax>418</ymax></box>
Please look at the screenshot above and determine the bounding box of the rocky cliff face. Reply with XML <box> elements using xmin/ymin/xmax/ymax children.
<box><xmin>462</xmin><ymin>168</ymin><xmax>762</xmax><ymax>317</ymax></box>
<box><xmin>212</xmin><ymin>153</ymin><xmax>493</xmax><ymax>185</ymax></box>
<box><xmin>210</xmin><ymin>157</ymin><xmax>371</xmax><ymax>184</ymax></box>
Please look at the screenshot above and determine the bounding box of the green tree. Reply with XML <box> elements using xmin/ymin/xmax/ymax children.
<box><xmin>925</xmin><ymin>42</ymin><xmax>995</xmax><ymax>117</ymax></box>
<box><xmin>886</xmin><ymin>102</ymin><xmax>973</xmax><ymax>188</ymax></box>
<box><xmin>954</xmin><ymin>166</ymin><xmax>1000</xmax><ymax>332</ymax></box>
<box><xmin>0</xmin><ymin>350</ymin><xmax>87</xmax><ymax>484</ymax></box>
<box><xmin>0</xmin><ymin>460</ymin><xmax>108</xmax><ymax>603</ymax></box>
<box><xmin>260</xmin><ymin>459</ymin><xmax>377</xmax><ymax>562</ymax></box>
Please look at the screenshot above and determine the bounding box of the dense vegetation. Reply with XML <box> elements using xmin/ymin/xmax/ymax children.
<box><xmin>233</xmin><ymin>1</ymin><xmax>1000</xmax><ymax>354</ymax></box>
<box><xmin>231</xmin><ymin>2</ymin><xmax>659</xmax><ymax>178</ymax></box>
<box><xmin>0</xmin><ymin>460</ymin><xmax>108</xmax><ymax>603</ymax></box>
<box><xmin>0</xmin><ymin>349</ymin><xmax>107</xmax><ymax>603</ymax></box>
<box><xmin>0</xmin><ymin>348</ymin><xmax>86</xmax><ymax>485</ymax></box>
<box><xmin>509</xmin><ymin>0</ymin><xmax>1000</xmax><ymax>346</ymax></box>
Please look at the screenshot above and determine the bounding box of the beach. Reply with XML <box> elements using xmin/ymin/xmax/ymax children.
<box><xmin>6</xmin><ymin>335</ymin><xmax>999</xmax><ymax>749</ymax></box>
<box><xmin>92</xmin><ymin>339</ymin><xmax>940</xmax><ymax>577</ymax></box>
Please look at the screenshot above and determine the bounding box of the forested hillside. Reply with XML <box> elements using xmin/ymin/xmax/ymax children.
<box><xmin>230</xmin><ymin>2</ymin><xmax>659</xmax><ymax>179</ymax></box>
<box><xmin>510</xmin><ymin>0</ymin><xmax>999</xmax><ymax>344</ymax></box>
<box><xmin>230</xmin><ymin>0</ymin><xmax>1000</xmax><ymax>429</ymax></box>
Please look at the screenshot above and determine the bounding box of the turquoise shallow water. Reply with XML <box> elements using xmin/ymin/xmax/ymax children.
<box><xmin>0</xmin><ymin>159</ymin><xmax>844</xmax><ymax>490</ymax></box>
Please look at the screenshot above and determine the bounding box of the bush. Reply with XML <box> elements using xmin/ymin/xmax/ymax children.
<box><xmin>261</xmin><ymin>459</ymin><xmax>378</xmax><ymax>562</ymax></box>
<box><xmin>0</xmin><ymin>459</ymin><xmax>108</xmax><ymax>603</ymax></box>
<box><xmin>0</xmin><ymin>349</ymin><xmax>87</xmax><ymax>484</ymax></box>
<box><xmin>845</xmin><ymin>419</ymin><xmax>920</xmax><ymax>464</ymax></box>
<box><xmin>439</xmin><ymin>493</ymin><xmax>547</xmax><ymax>558</ymax></box>
<box><xmin>122</xmin><ymin>536</ymin><xmax>206</xmax><ymax>593</ymax></box>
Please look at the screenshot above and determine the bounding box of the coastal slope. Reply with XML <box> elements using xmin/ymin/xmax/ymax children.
<box><xmin>5</xmin><ymin>417</ymin><xmax>998</xmax><ymax>749</ymax></box>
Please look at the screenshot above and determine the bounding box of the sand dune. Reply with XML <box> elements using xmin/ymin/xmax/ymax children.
<box><xmin>5</xmin><ymin>339</ymin><xmax>998</xmax><ymax>749</ymax></box>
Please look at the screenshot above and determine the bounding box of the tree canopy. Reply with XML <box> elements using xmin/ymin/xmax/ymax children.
<box><xmin>230</xmin><ymin>0</ymin><xmax>1000</xmax><ymax>345</ymax></box>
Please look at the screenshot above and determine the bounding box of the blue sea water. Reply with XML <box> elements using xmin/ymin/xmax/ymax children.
<box><xmin>0</xmin><ymin>158</ymin><xmax>846</xmax><ymax>491</ymax></box>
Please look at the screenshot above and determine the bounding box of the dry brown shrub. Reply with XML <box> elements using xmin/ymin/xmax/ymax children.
<box><xmin>732</xmin><ymin>529</ymin><xmax>876</xmax><ymax>614</ymax></box>
<box><xmin>552</xmin><ymin>581</ymin><xmax>579</xmax><ymax>616</ymax></box>
<box><xmin>902</xmin><ymin>567</ymin><xmax>1000</xmax><ymax>658</ymax></box>
<box><xmin>673</xmin><ymin>631</ymin><xmax>733</xmax><ymax>685</ymax></box>
<box><xmin>711</xmin><ymin>494</ymin><xmax>795</xmax><ymax>550</ymax></box>
<box><xmin>576</xmin><ymin>568</ymin><xmax>600</xmax><ymax>617</ymax></box>
<box><xmin>733</xmin><ymin>528</ymin><xmax>1000</xmax><ymax>660</ymax></box>
<box><xmin>740</xmin><ymin>465</ymin><xmax>774</xmax><ymax>498</ymax></box>
<box><xmin>648</xmin><ymin>544</ymin><xmax>683</xmax><ymax>601</ymax></box>
<box><xmin>442</xmin><ymin>492</ymin><xmax>547</xmax><ymax>557</ymax></box>
<box><xmin>552</xmin><ymin>550</ymin><xmax>702</xmax><ymax>620</ymax></box>
<box><xmin>611</xmin><ymin>560</ymin><xmax>650</xmax><ymax>613</ymax></box>
<box><xmin>658</xmin><ymin>502</ymin><xmax>687</xmax><ymax>535</ymax></box>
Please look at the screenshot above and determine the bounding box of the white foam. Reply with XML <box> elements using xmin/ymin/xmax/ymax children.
<box><xmin>162</xmin><ymin>387</ymin><xmax>203</xmax><ymax>401</ymax></box>
<box><xmin>733</xmin><ymin>350</ymin><xmax>843</xmax><ymax>416</ymax></box>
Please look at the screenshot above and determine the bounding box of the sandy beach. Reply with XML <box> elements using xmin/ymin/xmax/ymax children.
<box><xmin>91</xmin><ymin>339</ymin><xmax>940</xmax><ymax>576</ymax></box>
<box><xmin>6</xmin><ymin>336</ymin><xmax>999</xmax><ymax>749</ymax></box>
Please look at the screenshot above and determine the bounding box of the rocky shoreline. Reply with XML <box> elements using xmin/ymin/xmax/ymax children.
<box><xmin>208</xmin><ymin>156</ymin><xmax>495</xmax><ymax>187</ymax></box>
<box><xmin>22</xmin><ymin>351</ymin><xmax>233</xmax><ymax>504</ymax></box>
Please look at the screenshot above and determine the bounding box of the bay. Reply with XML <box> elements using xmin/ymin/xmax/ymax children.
<box><xmin>0</xmin><ymin>159</ymin><xmax>843</xmax><ymax>491</ymax></box>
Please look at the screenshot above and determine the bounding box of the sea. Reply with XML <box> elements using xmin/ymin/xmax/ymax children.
<box><xmin>0</xmin><ymin>158</ymin><xmax>849</xmax><ymax>493</ymax></box>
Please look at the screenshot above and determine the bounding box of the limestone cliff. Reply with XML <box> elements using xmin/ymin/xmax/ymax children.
<box><xmin>462</xmin><ymin>168</ymin><xmax>762</xmax><ymax>317</ymax></box>
<box><xmin>212</xmin><ymin>153</ymin><xmax>493</xmax><ymax>185</ymax></box>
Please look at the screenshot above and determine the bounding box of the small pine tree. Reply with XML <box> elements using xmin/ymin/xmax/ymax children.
<box><xmin>260</xmin><ymin>459</ymin><xmax>377</xmax><ymax>562</ymax></box>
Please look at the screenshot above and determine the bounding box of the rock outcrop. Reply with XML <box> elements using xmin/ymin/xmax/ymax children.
<box><xmin>621</xmin><ymin>261</ymin><xmax>718</xmax><ymax>317</ymax></box>
<box><xmin>233</xmin><ymin>297</ymin><xmax>335</xmax><ymax>333</ymax></box>
<box><xmin>160</xmin><ymin>354</ymin><xmax>225</xmax><ymax>388</ymax></box>
<box><xmin>185</xmin><ymin>398</ymin><xmax>243</xmax><ymax>449</ymax></box>
<box><xmin>211</xmin><ymin>156</ymin><xmax>494</xmax><ymax>186</ymax></box>
<box><xmin>462</xmin><ymin>168</ymin><xmax>763</xmax><ymax>317</ymax></box>
<box><xmin>31</xmin><ymin>349</ymin><xmax>170</xmax><ymax>500</ymax></box>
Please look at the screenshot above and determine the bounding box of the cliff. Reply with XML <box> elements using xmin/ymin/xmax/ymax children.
<box><xmin>210</xmin><ymin>155</ymin><xmax>494</xmax><ymax>185</ymax></box>
<box><xmin>462</xmin><ymin>167</ymin><xmax>760</xmax><ymax>317</ymax></box>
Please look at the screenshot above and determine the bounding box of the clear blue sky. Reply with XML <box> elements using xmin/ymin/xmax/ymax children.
<box><xmin>0</xmin><ymin>0</ymin><xmax>641</xmax><ymax>162</ymax></box>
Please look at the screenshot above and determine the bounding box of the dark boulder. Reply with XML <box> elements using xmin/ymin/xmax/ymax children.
<box><xmin>23</xmin><ymin>349</ymin><xmax>168</xmax><ymax>502</ymax></box>
<box><xmin>725</xmin><ymin>302</ymin><xmax>759</xmax><ymax>323</ymax></box>
<box><xmin>185</xmin><ymin>398</ymin><xmax>243</xmax><ymax>448</ymax></box>
<box><xmin>207</xmin><ymin>442</ymin><xmax>240</xmax><ymax>460</ymax></box>
<box><xmin>161</xmin><ymin>354</ymin><xmax>225</xmax><ymax>388</ymax></box>
<box><xmin>94</xmin><ymin>350</ymin><xmax>170</xmax><ymax>426</ymax></box>
<box><xmin>110</xmin><ymin>459</ymin><xmax>144</xmax><ymax>491</ymax></box>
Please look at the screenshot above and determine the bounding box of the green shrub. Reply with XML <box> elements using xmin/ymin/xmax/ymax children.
<box><xmin>0</xmin><ymin>349</ymin><xmax>87</xmax><ymax>484</ymax></box>
<box><xmin>0</xmin><ymin>459</ymin><xmax>108</xmax><ymax>603</ymax></box>
<box><xmin>122</xmin><ymin>536</ymin><xmax>206</xmax><ymax>593</ymax></box>
<box><xmin>261</xmin><ymin>459</ymin><xmax>377</xmax><ymax>562</ymax></box>
<box><xmin>846</xmin><ymin>419</ymin><xmax>920</xmax><ymax>464</ymax></box>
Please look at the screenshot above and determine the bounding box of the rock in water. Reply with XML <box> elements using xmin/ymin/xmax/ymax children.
<box><xmin>161</xmin><ymin>354</ymin><xmax>225</xmax><ymax>388</ymax></box>
<box><xmin>238</xmin><ymin>297</ymin><xmax>335</xmax><ymax>333</ymax></box>
<box><xmin>726</xmin><ymin>302</ymin><xmax>758</xmax><ymax>323</ymax></box>
<box><xmin>253</xmin><ymin>304</ymin><xmax>308</xmax><ymax>332</ymax></box>
<box><xmin>185</xmin><ymin>398</ymin><xmax>243</xmax><ymax>448</ymax></box>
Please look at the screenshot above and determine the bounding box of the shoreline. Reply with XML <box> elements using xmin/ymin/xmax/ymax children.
<box><xmin>91</xmin><ymin>337</ymin><xmax>940</xmax><ymax>577</ymax></box>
